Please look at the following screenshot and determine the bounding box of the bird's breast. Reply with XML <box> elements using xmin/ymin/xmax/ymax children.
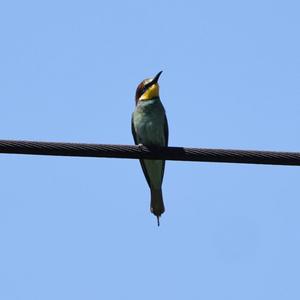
<box><xmin>133</xmin><ymin>100</ymin><xmax>166</xmax><ymax>146</ymax></box>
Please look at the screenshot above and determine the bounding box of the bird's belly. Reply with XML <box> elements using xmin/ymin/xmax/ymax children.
<box><xmin>136</xmin><ymin>118</ymin><xmax>165</xmax><ymax>146</ymax></box>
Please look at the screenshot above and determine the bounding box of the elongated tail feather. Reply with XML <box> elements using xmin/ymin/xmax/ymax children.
<box><xmin>150</xmin><ymin>188</ymin><xmax>165</xmax><ymax>225</ymax></box>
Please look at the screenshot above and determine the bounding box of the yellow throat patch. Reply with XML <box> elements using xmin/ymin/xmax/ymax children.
<box><xmin>139</xmin><ymin>83</ymin><xmax>159</xmax><ymax>101</ymax></box>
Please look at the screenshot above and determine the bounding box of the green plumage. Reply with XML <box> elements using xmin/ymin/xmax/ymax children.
<box><xmin>132</xmin><ymin>97</ymin><xmax>168</xmax><ymax>224</ymax></box>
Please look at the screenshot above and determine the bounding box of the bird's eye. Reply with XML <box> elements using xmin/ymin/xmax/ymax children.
<box><xmin>142</xmin><ymin>86</ymin><xmax>148</xmax><ymax>94</ymax></box>
<box><xmin>143</xmin><ymin>82</ymin><xmax>152</xmax><ymax>94</ymax></box>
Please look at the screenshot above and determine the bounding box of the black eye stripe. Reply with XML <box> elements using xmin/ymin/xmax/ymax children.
<box><xmin>143</xmin><ymin>81</ymin><xmax>154</xmax><ymax>93</ymax></box>
<box><xmin>142</xmin><ymin>86</ymin><xmax>148</xmax><ymax>94</ymax></box>
<box><xmin>135</xmin><ymin>78</ymin><xmax>157</xmax><ymax>102</ymax></box>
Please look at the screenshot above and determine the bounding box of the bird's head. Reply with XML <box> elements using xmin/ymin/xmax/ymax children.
<box><xmin>135</xmin><ymin>71</ymin><xmax>163</xmax><ymax>104</ymax></box>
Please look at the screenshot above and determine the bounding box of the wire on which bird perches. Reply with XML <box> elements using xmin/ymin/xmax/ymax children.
<box><xmin>0</xmin><ymin>139</ymin><xmax>299</xmax><ymax>166</ymax></box>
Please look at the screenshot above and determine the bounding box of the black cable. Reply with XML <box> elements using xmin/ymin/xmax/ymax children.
<box><xmin>0</xmin><ymin>139</ymin><xmax>299</xmax><ymax>166</ymax></box>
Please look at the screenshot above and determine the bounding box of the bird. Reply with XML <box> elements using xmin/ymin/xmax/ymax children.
<box><xmin>131</xmin><ymin>71</ymin><xmax>168</xmax><ymax>226</ymax></box>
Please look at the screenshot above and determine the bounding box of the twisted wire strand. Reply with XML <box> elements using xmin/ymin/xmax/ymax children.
<box><xmin>0</xmin><ymin>139</ymin><xmax>299</xmax><ymax>166</ymax></box>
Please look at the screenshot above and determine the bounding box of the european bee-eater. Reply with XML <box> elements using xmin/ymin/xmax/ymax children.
<box><xmin>131</xmin><ymin>71</ymin><xmax>168</xmax><ymax>226</ymax></box>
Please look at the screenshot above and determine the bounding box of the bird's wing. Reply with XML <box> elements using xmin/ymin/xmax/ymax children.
<box><xmin>131</xmin><ymin>113</ymin><xmax>138</xmax><ymax>145</ymax></box>
<box><xmin>164</xmin><ymin>114</ymin><xmax>169</xmax><ymax>146</ymax></box>
<box><xmin>161</xmin><ymin>114</ymin><xmax>169</xmax><ymax>179</ymax></box>
<box><xmin>131</xmin><ymin>113</ymin><xmax>152</xmax><ymax>188</ymax></box>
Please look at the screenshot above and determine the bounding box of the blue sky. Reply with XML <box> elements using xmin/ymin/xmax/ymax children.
<box><xmin>0</xmin><ymin>0</ymin><xmax>300</xmax><ymax>299</ymax></box>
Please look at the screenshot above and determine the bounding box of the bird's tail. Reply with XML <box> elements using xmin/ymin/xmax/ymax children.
<box><xmin>150</xmin><ymin>188</ymin><xmax>165</xmax><ymax>226</ymax></box>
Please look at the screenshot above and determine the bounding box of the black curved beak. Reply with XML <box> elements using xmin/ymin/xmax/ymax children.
<box><xmin>151</xmin><ymin>71</ymin><xmax>163</xmax><ymax>84</ymax></box>
<box><xmin>143</xmin><ymin>71</ymin><xmax>163</xmax><ymax>92</ymax></box>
